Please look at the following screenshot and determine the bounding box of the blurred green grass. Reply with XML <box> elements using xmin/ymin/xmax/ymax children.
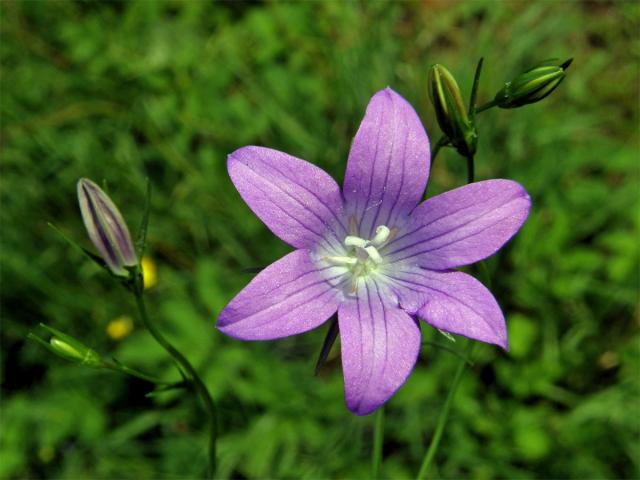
<box><xmin>1</xmin><ymin>1</ymin><xmax>638</xmax><ymax>479</ymax></box>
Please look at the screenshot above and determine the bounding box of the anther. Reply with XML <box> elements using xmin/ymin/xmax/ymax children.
<box><xmin>370</xmin><ymin>225</ymin><xmax>391</xmax><ymax>246</ymax></box>
<box><xmin>344</xmin><ymin>236</ymin><xmax>368</xmax><ymax>248</ymax></box>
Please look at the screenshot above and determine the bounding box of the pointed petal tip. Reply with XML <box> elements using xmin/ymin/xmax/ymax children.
<box><xmin>374</xmin><ymin>86</ymin><xmax>401</xmax><ymax>101</ymax></box>
<box><xmin>483</xmin><ymin>329</ymin><xmax>509</xmax><ymax>351</ymax></box>
<box><xmin>227</xmin><ymin>145</ymin><xmax>256</xmax><ymax>169</ymax></box>
<box><xmin>76</xmin><ymin>177</ymin><xmax>94</xmax><ymax>196</ymax></box>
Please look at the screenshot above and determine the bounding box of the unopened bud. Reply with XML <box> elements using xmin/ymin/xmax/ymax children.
<box><xmin>428</xmin><ymin>64</ymin><xmax>477</xmax><ymax>157</ymax></box>
<box><xmin>50</xmin><ymin>337</ymin><xmax>102</xmax><ymax>366</ymax></box>
<box><xmin>494</xmin><ymin>58</ymin><xmax>572</xmax><ymax>109</ymax></box>
<box><xmin>77</xmin><ymin>178</ymin><xmax>137</xmax><ymax>276</ymax></box>
<box><xmin>29</xmin><ymin>324</ymin><xmax>104</xmax><ymax>367</ymax></box>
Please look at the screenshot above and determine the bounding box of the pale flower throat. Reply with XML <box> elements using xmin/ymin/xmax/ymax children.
<box><xmin>325</xmin><ymin>223</ymin><xmax>395</xmax><ymax>295</ymax></box>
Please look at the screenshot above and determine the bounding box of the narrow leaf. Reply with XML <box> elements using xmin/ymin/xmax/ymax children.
<box><xmin>136</xmin><ymin>178</ymin><xmax>152</xmax><ymax>258</ymax></box>
<box><xmin>48</xmin><ymin>222</ymin><xmax>107</xmax><ymax>268</ymax></box>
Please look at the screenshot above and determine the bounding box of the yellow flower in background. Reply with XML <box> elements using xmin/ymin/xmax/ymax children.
<box><xmin>141</xmin><ymin>256</ymin><xmax>157</xmax><ymax>289</ymax></box>
<box><xmin>38</xmin><ymin>446</ymin><xmax>55</xmax><ymax>463</ymax></box>
<box><xmin>106</xmin><ymin>315</ymin><xmax>134</xmax><ymax>340</ymax></box>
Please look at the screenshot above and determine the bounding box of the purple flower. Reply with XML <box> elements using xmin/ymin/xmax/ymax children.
<box><xmin>217</xmin><ymin>88</ymin><xmax>531</xmax><ymax>415</ymax></box>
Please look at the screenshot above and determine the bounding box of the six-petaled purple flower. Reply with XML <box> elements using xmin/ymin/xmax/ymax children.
<box><xmin>217</xmin><ymin>87</ymin><xmax>531</xmax><ymax>415</ymax></box>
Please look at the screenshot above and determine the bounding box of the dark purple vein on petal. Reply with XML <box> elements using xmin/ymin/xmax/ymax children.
<box><xmin>228</xmin><ymin>274</ymin><xmax>346</xmax><ymax>330</ymax></box>
<box><xmin>373</xmin><ymin>281</ymin><xmax>389</xmax><ymax>385</ymax></box>
<box><xmin>240</xmin><ymin>282</ymin><xmax>346</xmax><ymax>333</ymax></box>
<box><xmin>233</xmin><ymin>263</ymin><xmax>337</xmax><ymax>310</ymax></box>
<box><xmin>383</xmin><ymin>104</ymin><xmax>410</xmax><ymax>230</ymax></box>
<box><xmin>238</xmin><ymin>160</ymin><xmax>344</xmax><ymax>250</ymax></box>
<box><xmin>383</xmin><ymin>192</ymin><xmax>507</xmax><ymax>252</ymax></box>
<box><xmin>387</xmin><ymin>201</ymin><xmax>523</xmax><ymax>264</ymax></box>
<box><xmin>383</xmin><ymin>273</ymin><xmax>501</xmax><ymax>337</ymax></box>
<box><xmin>355</xmin><ymin>281</ymin><xmax>376</xmax><ymax>412</ymax></box>
<box><xmin>368</xmin><ymin>92</ymin><xmax>398</xmax><ymax>239</ymax></box>
<box><xmin>239</xmin><ymin>168</ymin><xmax>341</xmax><ymax>254</ymax></box>
<box><xmin>358</xmin><ymin>97</ymin><xmax>385</xmax><ymax>234</ymax></box>
<box><xmin>267</xmin><ymin>161</ymin><xmax>349</xmax><ymax>238</ymax></box>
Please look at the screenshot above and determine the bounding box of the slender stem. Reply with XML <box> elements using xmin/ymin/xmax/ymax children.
<box><xmin>371</xmin><ymin>405</ymin><xmax>385</xmax><ymax>479</ymax></box>
<box><xmin>134</xmin><ymin>293</ymin><xmax>217</xmax><ymax>479</ymax></box>
<box><xmin>103</xmin><ymin>360</ymin><xmax>173</xmax><ymax>385</ymax></box>
<box><xmin>466</xmin><ymin>154</ymin><xmax>475</xmax><ymax>184</ymax></box>
<box><xmin>475</xmin><ymin>98</ymin><xmax>498</xmax><ymax>114</ymax></box>
<box><xmin>416</xmin><ymin>143</ymin><xmax>479</xmax><ymax>478</ymax></box>
<box><xmin>417</xmin><ymin>341</ymin><xmax>475</xmax><ymax>480</ymax></box>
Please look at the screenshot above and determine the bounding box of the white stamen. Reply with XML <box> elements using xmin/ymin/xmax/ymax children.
<box><xmin>364</xmin><ymin>245</ymin><xmax>383</xmax><ymax>264</ymax></box>
<box><xmin>371</xmin><ymin>225</ymin><xmax>391</xmax><ymax>246</ymax></box>
<box><xmin>325</xmin><ymin>256</ymin><xmax>358</xmax><ymax>266</ymax></box>
<box><xmin>344</xmin><ymin>236</ymin><xmax>369</xmax><ymax>248</ymax></box>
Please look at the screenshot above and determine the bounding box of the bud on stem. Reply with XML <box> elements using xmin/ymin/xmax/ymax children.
<box><xmin>77</xmin><ymin>178</ymin><xmax>137</xmax><ymax>276</ymax></box>
<box><xmin>428</xmin><ymin>64</ymin><xmax>477</xmax><ymax>157</ymax></box>
<box><xmin>494</xmin><ymin>58</ymin><xmax>572</xmax><ymax>109</ymax></box>
<box><xmin>28</xmin><ymin>324</ymin><xmax>103</xmax><ymax>367</ymax></box>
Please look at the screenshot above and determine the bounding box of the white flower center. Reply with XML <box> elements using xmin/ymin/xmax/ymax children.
<box><xmin>324</xmin><ymin>225</ymin><xmax>392</xmax><ymax>294</ymax></box>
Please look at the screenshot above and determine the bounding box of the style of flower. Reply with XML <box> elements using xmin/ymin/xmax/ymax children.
<box><xmin>217</xmin><ymin>88</ymin><xmax>531</xmax><ymax>415</ymax></box>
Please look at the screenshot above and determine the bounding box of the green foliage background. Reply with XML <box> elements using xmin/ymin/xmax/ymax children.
<box><xmin>1</xmin><ymin>1</ymin><xmax>638</xmax><ymax>478</ymax></box>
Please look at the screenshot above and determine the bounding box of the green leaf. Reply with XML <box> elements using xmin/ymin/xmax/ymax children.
<box><xmin>135</xmin><ymin>178</ymin><xmax>152</xmax><ymax>258</ymax></box>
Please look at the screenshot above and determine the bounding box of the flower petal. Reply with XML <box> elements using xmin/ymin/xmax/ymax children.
<box><xmin>386</xmin><ymin>269</ymin><xmax>508</xmax><ymax>349</ymax></box>
<box><xmin>344</xmin><ymin>88</ymin><xmax>430</xmax><ymax>239</ymax></box>
<box><xmin>217</xmin><ymin>250</ymin><xmax>344</xmax><ymax>340</ymax></box>
<box><xmin>228</xmin><ymin>146</ymin><xmax>347</xmax><ymax>251</ymax></box>
<box><xmin>385</xmin><ymin>180</ymin><xmax>530</xmax><ymax>269</ymax></box>
<box><xmin>338</xmin><ymin>281</ymin><xmax>421</xmax><ymax>415</ymax></box>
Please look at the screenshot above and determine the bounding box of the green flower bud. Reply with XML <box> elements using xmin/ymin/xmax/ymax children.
<box><xmin>428</xmin><ymin>64</ymin><xmax>477</xmax><ymax>157</ymax></box>
<box><xmin>29</xmin><ymin>324</ymin><xmax>103</xmax><ymax>367</ymax></box>
<box><xmin>494</xmin><ymin>58</ymin><xmax>572</xmax><ymax>109</ymax></box>
<box><xmin>49</xmin><ymin>337</ymin><xmax>102</xmax><ymax>366</ymax></box>
<box><xmin>77</xmin><ymin>178</ymin><xmax>137</xmax><ymax>277</ymax></box>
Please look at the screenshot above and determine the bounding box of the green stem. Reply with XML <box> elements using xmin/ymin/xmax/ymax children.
<box><xmin>134</xmin><ymin>292</ymin><xmax>217</xmax><ymax>479</ymax></box>
<box><xmin>416</xmin><ymin>144</ymin><xmax>479</xmax><ymax>478</ymax></box>
<box><xmin>371</xmin><ymin>405</ymin><xmax>385</xmax><ymax>479</ymax></box>
<box><xmin>103</xmin><ymin>360</ymin><xmax>174</xmax><ymax>385</ymax></box>
<box><xmin>417</xmin><ymin>341</ymin><xmax>475</xmax><ymax>480</ymax></box>
<box><xmin>475</xmin><ymin>98</ymin><xmax>498</xmax><ymax>114</ymax></box>
<box><xmin>466</xmin><ymin>154</ymin><xmax>475</xmax><ymax>184</ymax></box>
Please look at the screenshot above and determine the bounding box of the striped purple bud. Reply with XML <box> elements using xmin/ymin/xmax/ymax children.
<box><xmin>77</xmin><ymin>178</ymin><xmax>137</xmax><ymax>276</ymax></box>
